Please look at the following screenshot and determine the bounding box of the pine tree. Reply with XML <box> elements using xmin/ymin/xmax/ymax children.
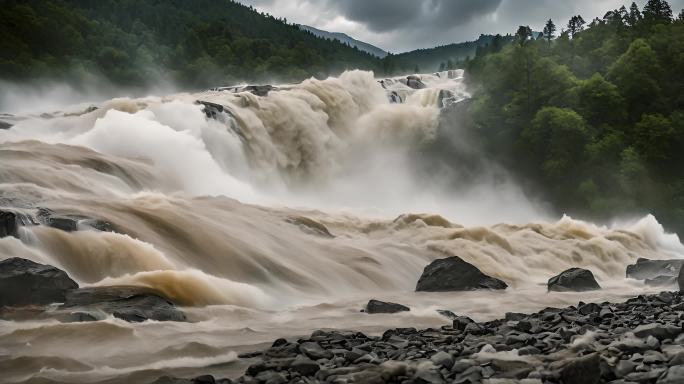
<box><xmin>643</xmin><ymin>0</ymin><xmax>673</xmax><ymax>22</ymax></box>
<box><xmin>618</xmin><ymin>5</ymin><xmax>629</xmax><ymax>23</ymax></box>
<box><xmin>543</xmin><ymin>19</ymin><xmax>557</xmax><ymax>43</ymax></box>
<box><xmin>567</xmin><ymin>15</ymin><xmax>586</xmax><ymax>38</ymax></box>
<box><xmin>628</xmin><ymin>2</ymin><xmax>642</xmax><ymax>26</ymax></box>
<box><xmin>516</xmin><ymin>25</ymin><xmax>532</xmax><ymax>47</ymax></box>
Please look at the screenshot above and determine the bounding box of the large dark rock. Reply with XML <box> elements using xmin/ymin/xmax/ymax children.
<box><xmin>626</xmin><ymin>258</ymin><xmax>684</xmax><ymax>280</ymax></box>
<box><xmin>678</xmin><ymin>264</ymin><xmax>684</xmax><ymax>292</ymax></box>
<box><xmin>0</xmin><ymin>210</ymin><xmax>19</xmax><ymax>238</ymax></box>
<box><xmin>547</xmin><ymin>268</ymin><xmax>601</xmax><ymax>292</ymax></box>
<box><xmin>60</xmin><ymin>286</ymin><xmax>186</xmax><ymax>322</ymax></box>
<box><xmin>415</xmin><ymin>256</ymin><xmax>508</xmax><ymax>292</ymax></box>
<box><xmin>364</xmin><ymin>299</ymin><xmax>410</xmax><ymax>314</ymax></box>
<box><xmin>0</xmin><ymin>258</ymin><xmax>78</xmax><ymax>307</ymax></box>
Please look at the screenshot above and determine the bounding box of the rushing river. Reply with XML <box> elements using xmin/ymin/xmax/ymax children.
<box><xmin>0</xmin><ymin>70</ymin><xmax>682</xmax><ymax>383</ymax></box>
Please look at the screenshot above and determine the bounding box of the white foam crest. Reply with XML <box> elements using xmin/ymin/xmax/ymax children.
<box><xmin>70</xmin><ymin>108</ymin><xmax>256</xmax><ymax>200</ymax></box>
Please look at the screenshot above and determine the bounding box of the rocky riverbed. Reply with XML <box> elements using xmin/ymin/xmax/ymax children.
<box><xmin>157</xmin><ymin>291</ymin><xmax>684</xmax><ymax>384</ymax></box>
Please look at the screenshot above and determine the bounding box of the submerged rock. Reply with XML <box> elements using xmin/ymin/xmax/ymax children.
<box><xmin>415</xmin><ymin>256</ymin><xmax>508</xmax><ymax>292</ymax></box>
<box><xmin>0</xmin><ymin>257</ymin><xmax>78</xmax><ymax>307</ymax></box>
<box><xmin>286</xmin><ymin>216</ymin><xmax>333</xmax><ymax>238</ymax></box>
<box><xmin>626</xmin><ymin>258</ymin><xmax>684</xmax><ymax>280</ymax></box>
<box><xmin>364</xmin><ymin>299</ymin><xmax>410</xmax><ymax>314</ymax></box>
<box><xmin>60</xmin><ymin>286</ymin><xmax>187</xmax><ymax>322</ymax></box>
<box><xmin>547</xmin><ymin>268</ymin><xmax>601</xmax><ymax>292</ymax></box>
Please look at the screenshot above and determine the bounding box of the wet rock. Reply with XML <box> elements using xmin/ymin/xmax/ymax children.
<box><xmin>364</xmin><ymin>299</ymin><xmax>410</xmax><ymax>314</ymax></box>
<box><xmin>679</xmin><ymin>266</ymin><xmax>684</xmax><ymax>291</ymax></box>
<box><xmin>627</xmin><ymin>258</ymin><xmax>684</xmax><ymax>280</ymax></box>
<box><xmin>149</xmin><ymin>375</ymin><xmax>231</xmax><ymax>384</ymax></box>
<box><xmin>0</xmin><ymin>257</ymin><xmax>78</xmax><ymax>307</ymax></box>
<box><xmin>0</xmin><ymin>120</ymin><xmax>12</xmax><ymax>129</ymax></box>
<box><xmin>59</xmin><ymin>286</ymin><xmax>186</xmax><ymax>322</ymax></box>
<box><xmin>416</xmin><ymin>256</ymin><xmax>508</xmax><ymax>292</ymax></box>
<box><xmin>431</xmin><ymin>351</ymin><xmax>454</xmax><ymax>369</ymax></box>
<box><xmin>0</xmin><ymin>210</ymin><xmax>19</xmax><ymax>238</ymax></box>
<box><xmin>452</xmin><ymin>315</ymin><xmax>476</xmax><ymax>331</ymax></box>
<box><xmin>646</xmin><ymin>275</ymin><xmax>677</xmax><ymax>287</ymax></box>
<box><xmin>559</xmin><ymin>353</ymin><xmax>601</xmax><ymax>384</ymax></box>
<box><xmin>632</xmin><ymin>323</ymin><xmax>682</xmax><ymax>341</ymax></box>
<box><xmin>406</xmin><ymin>75</ymin><xmax>427</xmax><ymax>89</ymax></box>
<box><xmin>548</xmin><ymin>268</ymin><xmax>601</xmax><ymax>292</ymax></box>
<box><xmin>238</xmin><ymin>85</ymin><xmax>277</xmax><ymax>96</ymax></box>
<box><xmin>437</xmin><ymin>309</ymin><xmax>458</xmax><ymax>320</ymax></box>
<box><xmin>286</xmin><ymin>216</ymin><xmax>332</xmax><ymax>238</ymax></box>
<box><xmin>659</xmin><ymin>365</ymin><xmax>684</xmax><ymax>384</ymax></box>
<box><xmin>289</xmin><ymin>355</ymin><xmax>320</xmax><ymax>376</ymax></box>
<box><xmin>298</xmin><ymin>342</ymin><xmax>333</xmax><ymax>360</ymax></box>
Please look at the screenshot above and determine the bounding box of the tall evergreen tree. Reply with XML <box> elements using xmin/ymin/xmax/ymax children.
<box><xmin>516</xmin><ymin>25</ymin><xmax>533</xmax><ymax>47</ymax></box>
<box><xmin>628</xmin><ymin>2</ymin><xmax>643</xmax><ymax>26</ymax></box>
<box><xmin>618</xmin><ymin>5</ymin><xmax>629</xmax><ymax>23</ymax></box>
<box><xmin>543</xmin><ymin>19</ymin><xmax>557</xmax><ymax>43</ymax></box>
<box><xmin>643</xmin><ymin>0</ymin><xmax>673</xmax><ymax>22</ymax></box>
<box><xmin>567</xmin><ymin>15</ymin><xmax>586</xmax><ymax>38</ymax></box>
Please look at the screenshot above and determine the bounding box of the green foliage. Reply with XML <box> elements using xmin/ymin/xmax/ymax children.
<box><xmin>465</xmin><ymin>1</ymin><xmax>684</xmax><ymax>235</ymax></box>
<box><xmin>0</xmin><ymin>0</ymin><xmax>384</xmax><ymax>88</ymax></box>
<box><xmin>543</xmin><ymin>19</ymin><xmax>557</xmax><ymax>42</ymax></box>
<box><xmin>391</xmin><ymin>35</ymin><xmax>512</xmax><ymax>73</ymax></box>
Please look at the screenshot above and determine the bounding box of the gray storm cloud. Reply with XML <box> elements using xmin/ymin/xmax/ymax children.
<box><xmin>238</xmin><ymin>0</ymin><xmax>684</xmax><ymax>52</ymax></box>
<box><xmin>335</xmin><ymin>0</ymin><xmax>503</xmax><ymax>32</ymax></box>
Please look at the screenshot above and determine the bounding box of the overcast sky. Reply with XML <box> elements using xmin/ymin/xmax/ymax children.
<box><xmin>238</xmin><ymin>0</ymin><xmax>684</xmax><ymax>53</ymax></box>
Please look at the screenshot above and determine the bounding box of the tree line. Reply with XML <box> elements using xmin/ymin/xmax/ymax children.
<box><xmin>464</xmin><ymin>0</ymin><xmax>684</xmax><ymax>235</ymax></box>
<box><xmin>0</xmin><ymin>0</ymin><xmax>384</xmax><ymax>89</ymax></box>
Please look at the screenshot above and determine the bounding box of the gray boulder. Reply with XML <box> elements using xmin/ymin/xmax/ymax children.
<box><xmin>548</xmin><ymin>268</ymin><xmax>601</xmax><ymax>292</ymax></box>
<box><xmin>679</xmin><ymin>264</ymin><xmax>684</xmax><ymax>291</ymax></box>
<box><xmin>59</xmin><ymin>286</ymin><xmax>186</xmax><ymax>322</ymax></box>
<box><xmin>0</xmin><ymin>257</ymin><xmax>78</xmax><ymax>307</ymax></box>
<box><xmin>415</xmin><ymin>256</ymin><xmax>508</xmax><ymax>292</ymax></box>
<box><xmin>626</xmin><ymin>258</ymin><xmax>684</xmax><ymax>280</ymax></box>
<box><xmin>364</xmin><ymin>299</ymin><xmax>410</xmax><ymax>314</ymax></box>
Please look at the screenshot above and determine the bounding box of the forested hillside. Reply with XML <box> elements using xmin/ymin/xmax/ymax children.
<box><xmin>0</xmin><ymin>0</ymin><xmax>383</xmax><ymax>88</ymax></box>
<box><xmin>390</xmin><ymin>34</ymin><xmax>512</xmax><ymax>73</ymax></box>
<box><xmin>464</xmin><ymin>0</ymin><xmax>684</xmax><ymax>234</ymax></box>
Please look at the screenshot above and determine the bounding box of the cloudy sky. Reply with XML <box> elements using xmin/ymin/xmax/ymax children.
<box><xmin>238</xmin><ymin>0</ymin><xmax>684</xmax><ymax>53</ymax></box>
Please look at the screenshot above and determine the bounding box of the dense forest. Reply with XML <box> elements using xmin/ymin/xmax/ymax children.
<box><xmin>464</xmin><ymin>0</ymin><xmax>684</xmax><ymax>234</ymax></box>
<box><xmin>0</xmin><ymin>0</ymin><xmax>384</xmax><ymax>88</ymax></box>
<box><xmin>391</xmin><ymin>34</ymin><xmax>513</xmax><ymax>73</ymax></box>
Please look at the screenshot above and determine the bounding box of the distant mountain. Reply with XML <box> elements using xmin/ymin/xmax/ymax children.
<box><xmin>390</xmin><ymin>34</ymin><xmax>513</xmax><ymax>73</ymax></box>
<box><xmin>298</xmin><ymin>25</ymin><xmax>388</xmax><ymax>58</ymax></box>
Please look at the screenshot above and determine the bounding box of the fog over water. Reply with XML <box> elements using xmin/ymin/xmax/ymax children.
<box><xmin>1</xmin><ymin>70</ymin><xmax>682</xmax><ymax>383</ymax></box>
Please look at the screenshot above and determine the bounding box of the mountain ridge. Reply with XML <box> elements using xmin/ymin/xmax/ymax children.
<box><xmin>298</xmin><ymin>24</ymin><xmax>388</xmax><ymax>58</ymax></box>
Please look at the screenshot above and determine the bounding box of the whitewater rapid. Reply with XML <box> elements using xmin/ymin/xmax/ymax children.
<box><xmin>1</xmin><ymin>70</ymin><xmax>682</xmax><ymax>383</ymax></box>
